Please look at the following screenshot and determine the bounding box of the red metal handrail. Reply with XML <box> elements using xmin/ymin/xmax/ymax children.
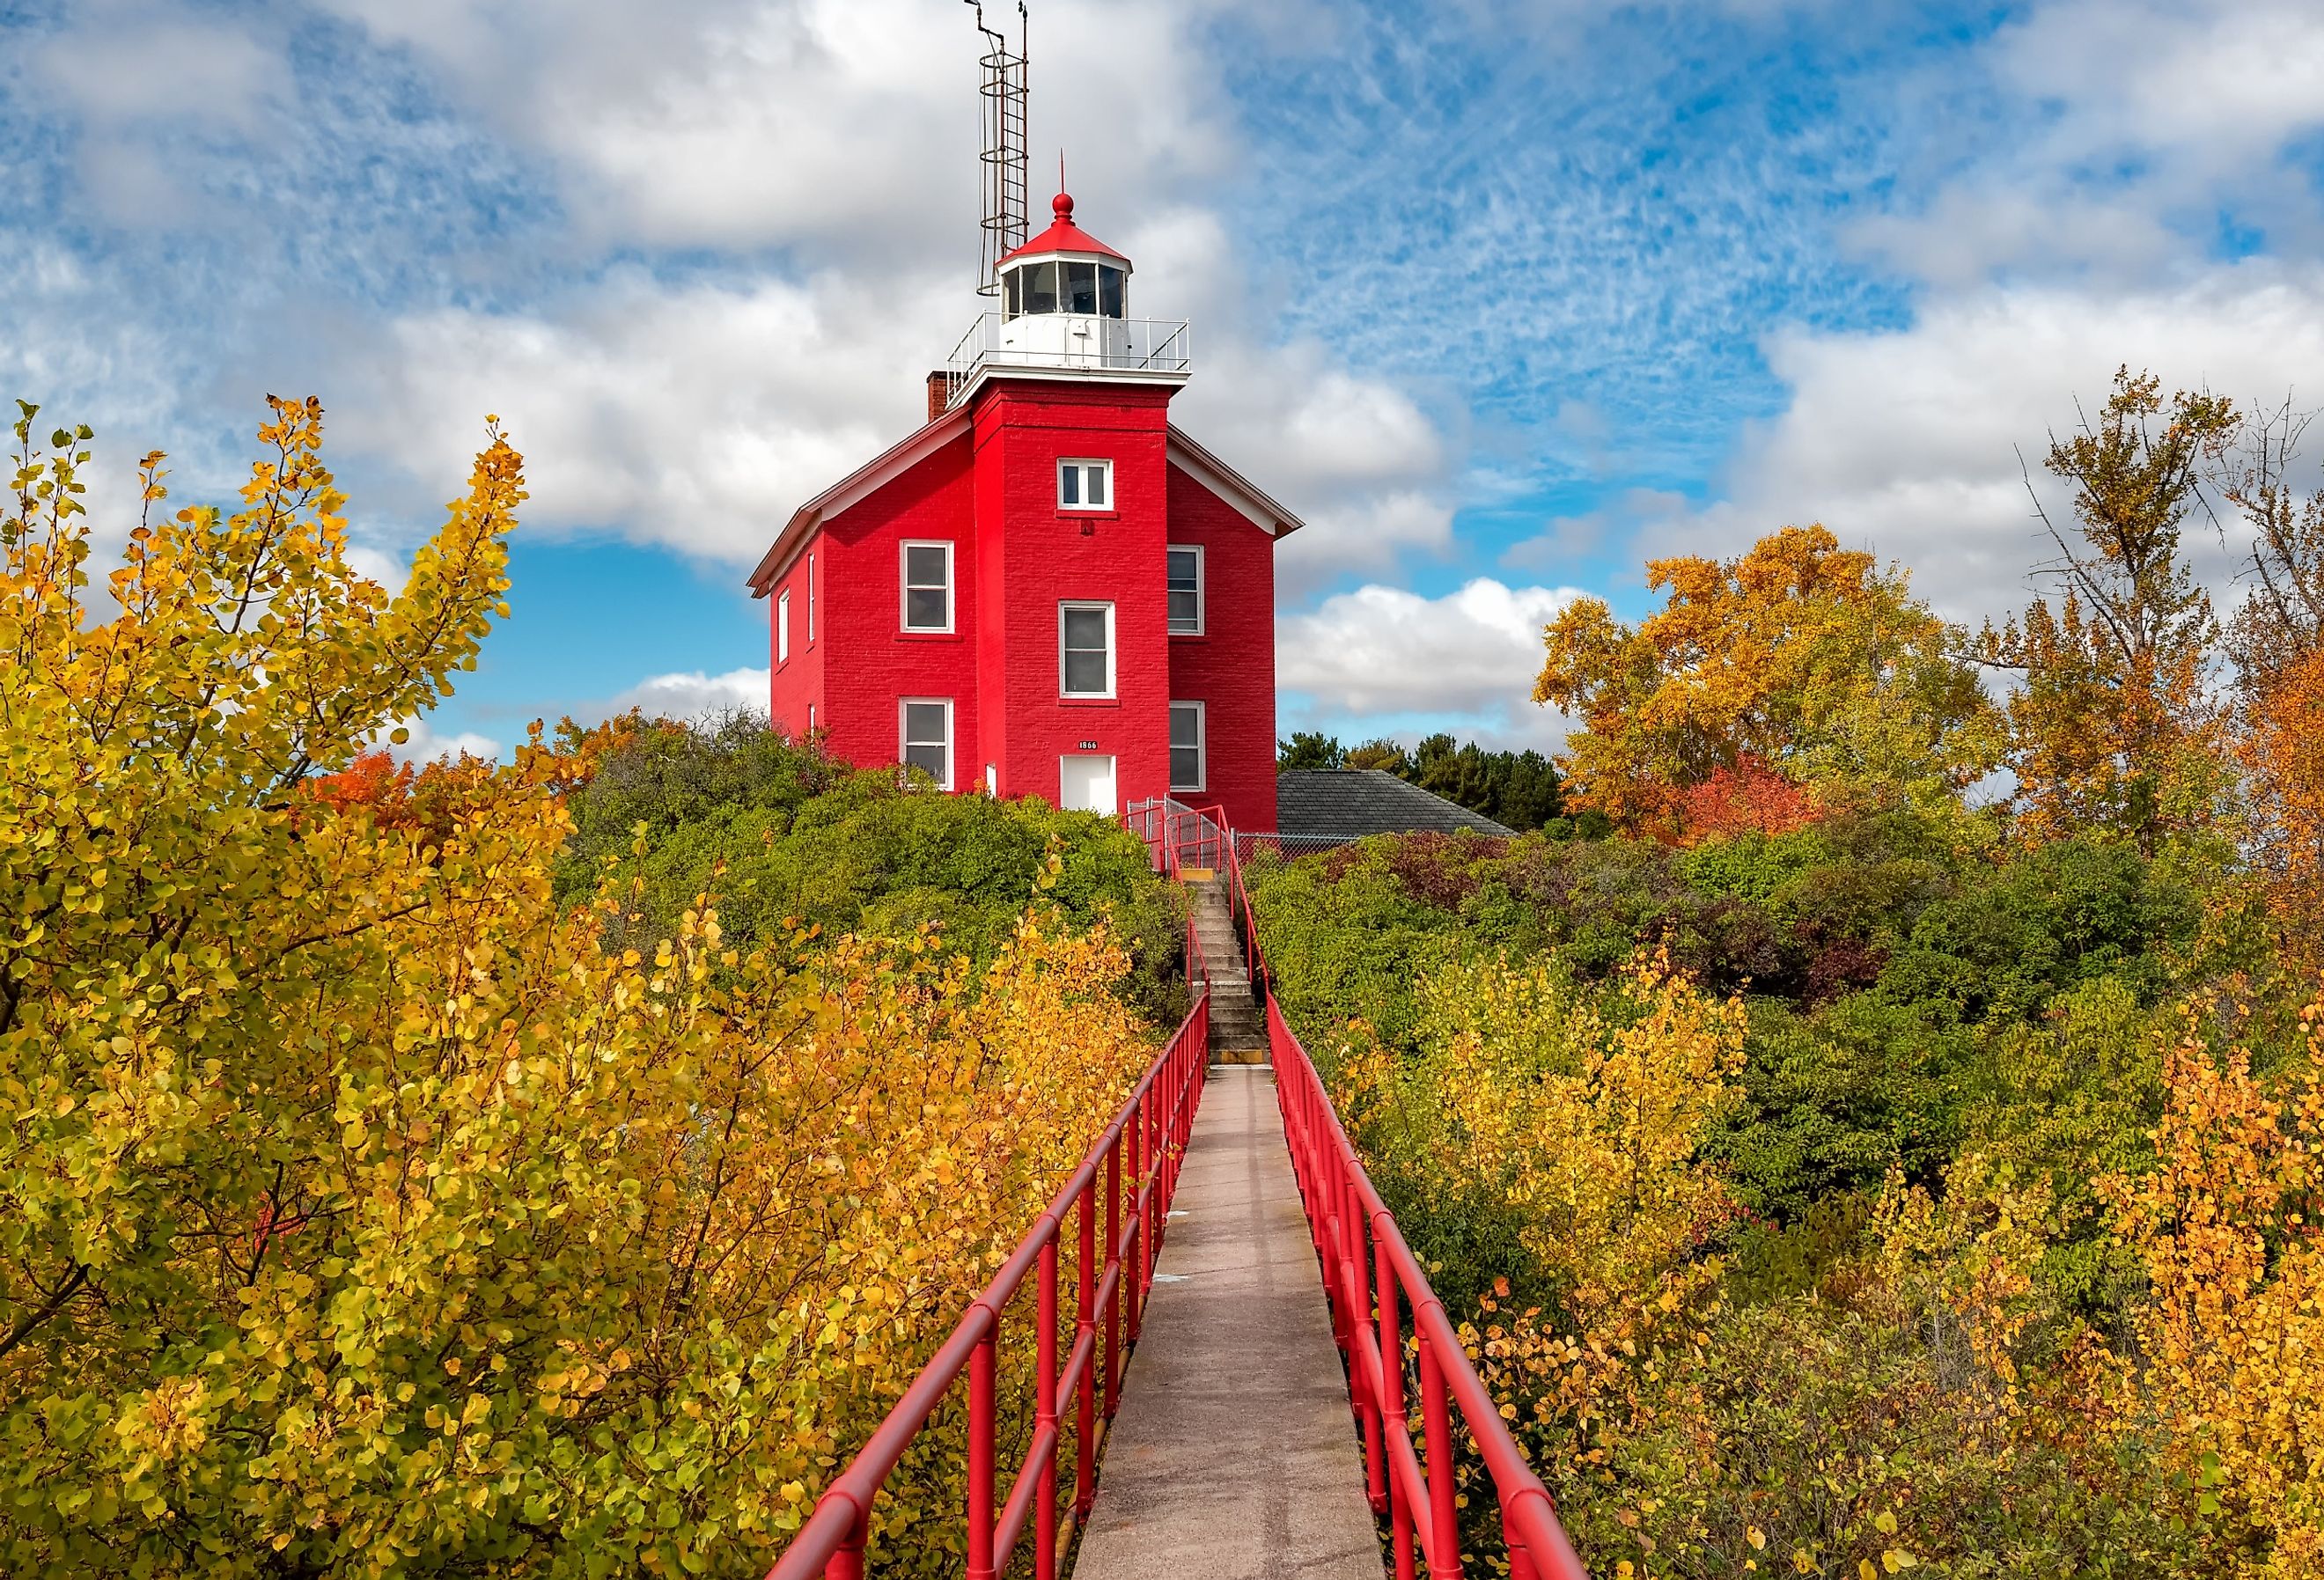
<box><xmin>1272</xmin><ymin>999</ymin><xmax>1588</xmax><ymax>1580</ymax></box>
<box><xmin>1202</xmin><ymin>822</ymin><xmax>1588</xmax><ymax>1580</ymax></box>
<box><xmin>763</xmin><ymin>991</ymin><xmax>1210</xmax><ymax>1579</ymax></box>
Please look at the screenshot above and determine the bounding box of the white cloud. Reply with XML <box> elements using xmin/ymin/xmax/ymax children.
<box><xmin>240</xmin><ymin>2</ymin><xmax>1462</xmax><ymax>584</ymax></box>
<box><xmin>337</xmin><ymin>268</ymin><xmax>945</xmax><ymax>562</ymax></box>
<box><xmin>607</xmin><ymin>667</ymin><xmax>771</xmax><ymax>724</ymax></box>
<box><xmin>378</xmin><ymin>714</ymin><xmax>500</xmax><ymax>765</ymax></box>
<box><xmin>1643</xmin><ymin>266</ymin><xmax>2324</xmax><ymax>624</ymax></box>
<box><xmin>337</xmin><ymin>197</ymin><xmax>1460</xmax><ymax>578</ymax></box>
<box><xmin>1850</xmin><ymin>0</ymin><xmax>2324</xmax><ymax>286</ymax></box>
<box><xmin>1277</xmin><ymin>577</ymin><xmax>1583</xmax><ymax>724</ymax></box>
<box><xmin>318</xmin><ymin>0</ymin><xmax>1233</xmax><ymax>264</ymax></box>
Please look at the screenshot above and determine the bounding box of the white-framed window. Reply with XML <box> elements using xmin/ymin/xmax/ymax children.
<box><xmin>777</xmin><ymin>588</ymin><xmax>791</xmax><ymax>664</ymax></box>
<box><xmin>901</xmin><ymin>540</ymin><xmax>953</xmax><ymax>633</ymax></box>
<box><xmin>1058</xmin><ymin>459</ymin><xmax>1112</xmax><ymax>511</ymax></box>
<box><xmin>1166</xmin><ymin>544</ymin><xmax>1204</xmax><ymax>636</ymax></box>
<box><xmin>1059</xmin><ymin>601</ymin><xmax>1115</xmax><ymax>699</ymax></box>
<box><xmin>1169</xmin><ymin>701</ymin><xmax>1206</xmax><ymax>792</ymax></box>
<box><xmin>806</xmin><ymin>552</ymin><xmax>816</xmax><ymax>642</ymax></box>
<box><xmin>900</xmin><ymin>697</ymin><xmax>952</xmax><ymax>789</ymax></box>
<box><xmin>807</xmin><ymin>703</ymin><xmax>816</xmax><ymax>734</ymax></box>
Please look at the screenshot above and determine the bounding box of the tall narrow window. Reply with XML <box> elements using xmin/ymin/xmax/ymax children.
<box><xmin>901</xmin><ymin>540</ymin><xmax>954</xmax><ymax>633</ymax></box>
<box><xmin>1059</xmin><ymin>459</ymin><xmax>1111</xmax><ymax>511</ymax></box>
<box><xmin>900</xmin><ymin>698</ymin><xmax>952</xmax><ymax>789</ymax></box>
<box><xmin>806</xmin><ymin>552</ymin><xmax>816</xmax><ymax>642</ymax></box>
<box><xmin>1166</xmin><ymin>545</ymin><xmax>1204</xmax><ymax>636</ymax></box>
<box><xmin>1170</xmin><ymin>702</ymin><xmax>1206</xmax><ymax>792</ymax></box>
<box><xmin>776</xmin><ymin>589</ymin><xmax>791</xmax><ymax>664</ymax></box>
<box><xmin>1059</xmin><ymin>602</ymin><xmax>1114</xmax><ymax>699</ymax></box>
<box><xmin>1098</xmin><ymin>265</ymin><xmax>1126</xmax><ymax>318</ymax></box>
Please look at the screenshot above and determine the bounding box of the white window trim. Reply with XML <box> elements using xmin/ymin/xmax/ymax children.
<box><xmin>900</xmin><ymin>540</ymin><xmax>955</xmax><ymax>634</ymax></box>
<box><xmin>806</xmin><ymin>551</ymin><xmax>816</xmax><ymax>643</ymax></box>
<box><xmin>776</xmin><ymin>588</ymin><xmax>791</xmax><ymax>665</ymax></box>
<box><xmin>1058</xmin><ymin>458</ymin><xmax>1114</xmax><ymax>513</ymax></box>
<box><xmin>1166</xmin><ymin>542</ymin><xmax>1205</xmax><ymax>636</ymax></box>
<box><xmin>1169</xmin><ymin>700</ymin><xmax>1207</xmax><ymax>793</ymax></box>
<box><xmin>898</xmin><ymin>696</ymin><xmax>954</xmax><ymax>790</ymax></box>
<box><xmin>1058</xmin><ymin>600</ymin><xmax>1116</xmax><ymax>700</ymax></box>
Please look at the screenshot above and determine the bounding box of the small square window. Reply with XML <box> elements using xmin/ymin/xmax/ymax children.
<box><xmin>1059</xmin><ymin>459</ymin><xmax>1111</xmax><ymax>511</ymax></box>
<box><xmin>900</xmin><ymin>698</ymin><xmax>952</xmax><ymax>789</ymax></box>
<box><xmin>1166</xmin><ymin>545</ymin><xmax>1203</xmax><ymax>636</ymax></box>
<box><xmin>1060</xmin><ymin>601</ymin><xmax>1114</xmax><ymax>699</ymax></box>
<box><xmin>1170</xmin><ymin>701</ymin><xmax>1206</xmax><ymax>793</ymax></box>
<box><xmin>901</xmin><ymin>540</ymin><xmax>954</xmax><ymax>633</ymax></box>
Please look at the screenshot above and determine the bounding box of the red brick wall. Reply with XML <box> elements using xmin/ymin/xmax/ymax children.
<box><xmin>760</xmin><ymin>385</ymin><xmax>1283</xmax><ymax>831</ymax></box>
<box><xmin>1166</xmin><ymin>467</ymin><xmax>1281</xmax><ymax>834</ymax></box>
<box><xmin>815</xmin><ymin>435</ymin><xmax>980</xmax><ymax>786</ymax></box>
<box><xmin>971</xmin><ymin>379</ymin><xmax>1175</xmax><ymax>812</ymax></box>
<box><xmin>765</xmin><ymin>536</ymin><xmax>827</xmax><ymax>739</ymax></box>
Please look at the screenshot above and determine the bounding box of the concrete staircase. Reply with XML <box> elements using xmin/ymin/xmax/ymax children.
<box><xmin>1185</xmin><ymin>871</ymin><xmax>1268</xmax><ymax>1064</ymax></box>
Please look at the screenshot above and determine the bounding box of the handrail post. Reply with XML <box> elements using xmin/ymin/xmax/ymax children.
<box><xmin>1504</xmin><ymin>1511</ymin><xmax>1539</xmax><ymax>1580</ymax></box>
<box><xmin>1103</xmin><ymin>1137</ymin><xmax>1122</xmax><ymax>1420</ymax></box>
<box><xmin>1420</xmin><ymin>1333</ymin><xmax>1460</xmax><ymax>1579</ymax></box>
<box><xmin>1075</xmin><ymin>1174</ymin><xmax>1097</xmax><ymax>1519</ymax></box>
<box><xmin>829</xmin><ymin>1498</ymin><xmax>867</xmax><ymax>1580</ymax></box>
<box><xmin>1125</xmin><ymin>1096</ymin><xmax>1145</xmax><ymax>1344</ymax></box>
<box><xmin>967</xmin><ymin>1319</ymin><xmax>997</xmax><ymax>1580</ymax></box>
<box><xmin>1035</xmin><ymin>1236</ymin><xmax>1060</xmax><ymax>1580</ymax></box>
<box><xmin>1379</xmin><ymin>1233</ymin><xmax>1415</xmax><ymax>1580</ymax></box>
<box><xmin>1356</xmin><ymin>1203</ymin><xmax>1386</xmax><ymax>1517</ymax></box>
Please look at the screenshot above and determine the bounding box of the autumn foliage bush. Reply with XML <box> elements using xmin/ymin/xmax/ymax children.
<box><xmin>0</xmin><ymin>403</ymin><xmax>1158</xmax><ymax>1576</ymax></box>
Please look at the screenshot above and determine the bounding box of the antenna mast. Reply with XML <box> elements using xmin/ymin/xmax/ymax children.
<box><xmin>966</xmin><ymin>2</ymin><xmax>1029</xmax><ymax>297</ymax></box>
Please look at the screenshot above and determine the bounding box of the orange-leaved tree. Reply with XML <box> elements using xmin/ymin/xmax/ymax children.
<box><xmin>0</xmin><ymin>401</ymin><xmax>1154</xmax><ymax>1576</ymax></box>
<box><xmin>2217</xmin><ymin>399</ymin><xmax>2324</xmax><ymax>935</ymax></box>
<box><xmin>1980</xmin><ymin>367</ymin><xmax>2238</xmax><ymax>853</ymax></box>
<box><xmin>1533</xmin><ymin>524</ymin><xmax>1999</xmax><ymax>837</ymax></box>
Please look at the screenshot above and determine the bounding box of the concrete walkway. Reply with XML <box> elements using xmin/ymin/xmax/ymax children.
<box><xmin>1071</xmin><ymin>1068</ymin><xmax>1386</xmax><ymax>1580</ymax></box>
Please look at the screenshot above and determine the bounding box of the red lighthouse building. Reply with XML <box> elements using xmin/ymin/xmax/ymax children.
<box><xmin>747</xmin><ymin>192</ymin><xmax>1300</xmax><ymax>834</ymax></box>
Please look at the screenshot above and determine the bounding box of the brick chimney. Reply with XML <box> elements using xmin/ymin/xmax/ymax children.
<box><xmin>926</xmin><ymin>371</ymin><xmax>952</xmax><ymax>423</ymax></box>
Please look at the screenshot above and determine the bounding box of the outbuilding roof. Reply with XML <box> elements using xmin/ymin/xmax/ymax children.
<box><xmin>1275</xmin><ymin>769</ymin><xmax>1515</xmax><ymax>842</ymax></box>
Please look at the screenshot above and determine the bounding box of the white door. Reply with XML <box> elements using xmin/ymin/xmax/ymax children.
<box><xmin>1059</xmin><ymin>754</ymin><xmax>1117</xmax><ymax>816</ymax></box>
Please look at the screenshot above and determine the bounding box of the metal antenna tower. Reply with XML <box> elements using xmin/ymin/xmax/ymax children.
<box><xmin>965</xmin><ymin>1</ymin><xmax>1029</xmax><ymax>297</ymax></box>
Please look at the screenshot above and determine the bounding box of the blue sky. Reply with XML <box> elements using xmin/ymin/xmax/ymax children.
<box><xmin>6</xmin><ymin>0</ymin><xmax>2324</xmax><ymax>757</ymax></box>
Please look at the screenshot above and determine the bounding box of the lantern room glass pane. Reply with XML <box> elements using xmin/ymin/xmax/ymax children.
<box><xmin>1002</xmin><ymin>268</ymin><xmax>1021</xmax><ymax>320</ymax></box>
<box><xmin>1066</xmin><ymin>261</ymin><xmax>1099</xmax><ymax>314</ymax></box>
<box><xmin>1025</xmin><ymin>261</ymin><xmax>1058</xmax><ymax>314</ymax></box>
<box><xmin>1099</xmin><ymin>266</ymin><xmax>1125</xmax><ymax>318</ymax></box>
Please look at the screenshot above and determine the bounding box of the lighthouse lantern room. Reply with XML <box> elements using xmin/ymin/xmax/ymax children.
<box><xmin>746</xmin><ymin>8</ymin><xmax>1296</xmax><ymax>834</ymax></box>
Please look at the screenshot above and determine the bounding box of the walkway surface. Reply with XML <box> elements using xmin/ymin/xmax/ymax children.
<box><xmin>1070</xmin><ymin>1067</ymin><xmax>1386</xmax><ymax>1580</ymax></box>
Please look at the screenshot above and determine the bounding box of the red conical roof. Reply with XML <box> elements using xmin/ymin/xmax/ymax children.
<box><xmin>998</xmin><ymin>192</ymin><xmax>1129</xmax><ymax>267</ymax></box>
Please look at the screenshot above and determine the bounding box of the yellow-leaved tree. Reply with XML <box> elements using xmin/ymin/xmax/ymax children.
<box><xmin>1332</xmin><ymin>952</ymin><xmax>1746</xmax><ymax>1466</ymax></box>
<box><xmin>2104</xmin><ymin>997</ymin><xmax>2324</xmax><ymax>1578</ymax></box>
<box><xmin>0</xmin><ymin>401</ymin><xmax>1153</xmax><ymax>1576</ymax></box>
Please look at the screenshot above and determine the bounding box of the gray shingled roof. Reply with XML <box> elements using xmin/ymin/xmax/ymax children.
<box><xmin>1275</xmin><ymin>769</ymin><xmax>1515</xmax><ymax>842</ymax></box>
